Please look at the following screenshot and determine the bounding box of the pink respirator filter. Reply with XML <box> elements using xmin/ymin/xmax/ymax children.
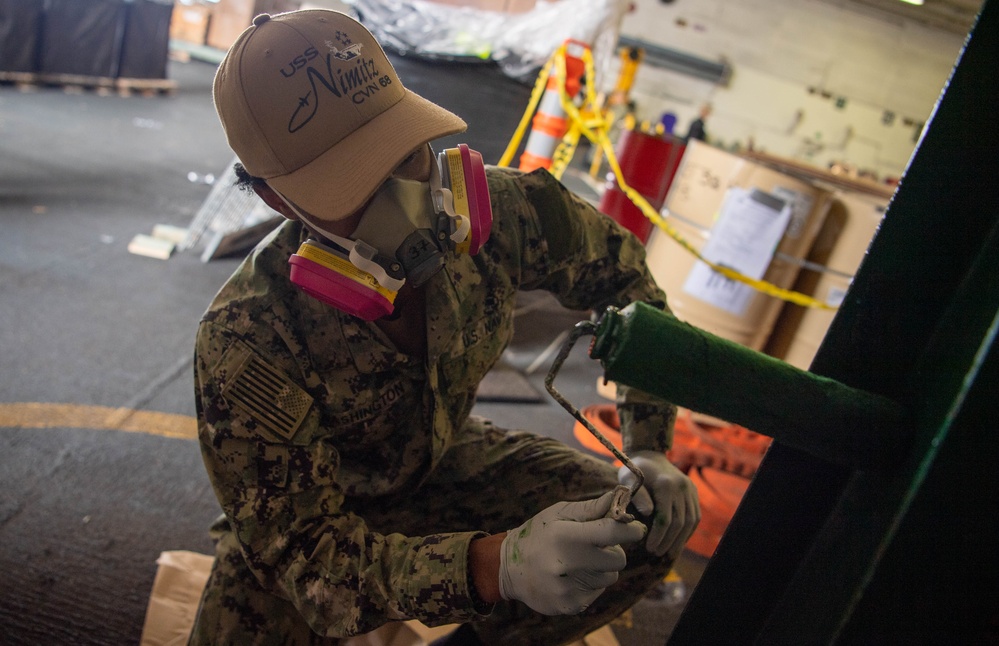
<box><xmin>288</xmin><ymin>253</ymin><xmax>394</xmax><ymax>321</ymax></box>
<box><xmin>456</xmin><ymin>144</ymin><xmax>492</xmax><ymax>255</ymax></box>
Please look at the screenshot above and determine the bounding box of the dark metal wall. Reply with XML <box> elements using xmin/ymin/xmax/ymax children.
<box><xmin>668</xmin><ymin>0</ymin><xmax>999</xmax><ymax>642</ymax></box>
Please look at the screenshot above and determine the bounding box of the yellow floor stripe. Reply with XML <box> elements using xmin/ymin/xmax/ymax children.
<box><xmin>0</xmin><ymin>402</ymin><xmax>197</xmax><ymax>440</ymax></box>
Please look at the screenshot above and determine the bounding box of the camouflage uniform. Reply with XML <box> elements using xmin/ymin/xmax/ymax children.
<box><xmin>189</xmin><ymin>167</ymin><xmax>677</xmax><ymax>645</ymax></box>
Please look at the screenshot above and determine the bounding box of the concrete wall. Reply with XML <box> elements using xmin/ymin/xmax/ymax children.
<box><xmin>613</xmin><ymin>0</ymin><xmax>969</xmax><ymax>181</ymax></box>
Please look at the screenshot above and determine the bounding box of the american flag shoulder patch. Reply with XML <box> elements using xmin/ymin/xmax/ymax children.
<box><xmin>221</xmin><ymin>351</ymin><xmax>313</xmax><ymax>440</ymax></box>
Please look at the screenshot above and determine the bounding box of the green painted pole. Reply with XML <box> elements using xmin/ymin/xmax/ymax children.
<box><xmin>589</xmin><ymin>301</ymin><xmax>910</xmax><ymax>470</ymax></box>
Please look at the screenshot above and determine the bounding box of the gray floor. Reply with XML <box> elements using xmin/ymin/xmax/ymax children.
<box><xmin>0</xmin><ymin>55</ymin><xmax>703</xmax><ymax>645</ymax></box>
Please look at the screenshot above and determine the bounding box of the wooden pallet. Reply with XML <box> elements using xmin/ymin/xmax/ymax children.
<box><xmin>115</xmin><ymin>76</ymin><xmax>178</xmax><ymax>97</ymax></box>
<box><xmin>0</xmin><ymin>71</ymin><xmax>40</xmax><ymax>91</ymax></box>
<box><xmin>0</xmin><ymin>71</ymin><xmax>177</xmax><ymax>97</ymax></box>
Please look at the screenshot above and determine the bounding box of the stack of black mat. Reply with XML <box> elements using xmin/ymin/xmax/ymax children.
<box><xmin>0</xmin><ymin>0</ymin><xmax>173</xmax><ymax>80</ymax></box>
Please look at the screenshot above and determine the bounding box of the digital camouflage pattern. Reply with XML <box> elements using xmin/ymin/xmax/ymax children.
<box><xmin>189</xmin><ymin>167</ymin><xmax>678</xmax><ymax>644</ymax></box>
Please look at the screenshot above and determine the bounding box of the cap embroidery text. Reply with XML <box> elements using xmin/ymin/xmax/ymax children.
<box><xmin>286</xmin><ymin>34</ymin><xmax>390</xmax><ymax>133</ymax></box>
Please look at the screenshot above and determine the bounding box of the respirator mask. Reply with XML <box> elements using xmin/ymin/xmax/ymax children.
<box><xmin>286</xmin><ymin>144</ymin><xmax>492</xmax><ymax>320</ymax></box>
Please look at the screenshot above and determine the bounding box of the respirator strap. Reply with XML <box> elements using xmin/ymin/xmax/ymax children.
<box><xmin>269</xmin><ymin>183</ymin><xmax>406</xmax><ymax>293</ymax></box>
<box><xmin>449</xmin><ymin>211</ymin><xmax>471</xmax><ymax>244</ymax></box>
<box><xmin>346</xmin><ymin>240</ymin><xmax>405</xmax><ymax>292</ymax></box>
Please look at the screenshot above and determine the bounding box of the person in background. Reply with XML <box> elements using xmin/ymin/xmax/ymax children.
<box><xmin>686</xmin><ymin>103</ymin><xmax>712</xmax><ymax>142</ymax></box>
<box><xmin>190</xmin><ymin>9</ymin><xmax>699</xmax><ymax>645</ymax></box>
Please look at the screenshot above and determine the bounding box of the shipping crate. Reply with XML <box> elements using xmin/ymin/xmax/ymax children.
<box><xmin>170</xmin><ymin>1</ymin><xmax>212</xmax><ymax>45</ymax></box>
<box><xmin>207</xmin><ymin>0</ymin><xmax>301</xmax><ymax>51</ymax></box>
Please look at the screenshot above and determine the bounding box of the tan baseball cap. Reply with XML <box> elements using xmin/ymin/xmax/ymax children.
<box><xmin>213</xmin><ymin>10</ymin><xmax>467</xmax><ymax>222</ymax></box>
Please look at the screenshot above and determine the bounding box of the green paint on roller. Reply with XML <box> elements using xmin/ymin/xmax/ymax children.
<box><xmin>589</xmin><ymin>302</ymin><xmax>909</xmax><ymax>470</ymax></box>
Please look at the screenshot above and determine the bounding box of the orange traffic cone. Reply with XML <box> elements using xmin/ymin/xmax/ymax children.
<box><xmin>519</xmin><ymin>40</ymin><xmax>588</xmax><ymax>172</ymax></box>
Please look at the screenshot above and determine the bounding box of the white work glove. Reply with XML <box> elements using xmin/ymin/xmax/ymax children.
<box><xmin>498</xmin><ymin>490</ymin><xmax>647</xmax><ymax>615</ymax></box>
<box><xmin>618</xmin><ymin>451</ymin><xmax>700</xmax><ymax>558</ymax></box>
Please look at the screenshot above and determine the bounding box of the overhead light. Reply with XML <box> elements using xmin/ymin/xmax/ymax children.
<box><xmin>899</xmin><ymin>0</ymin><xmax>924</xmax><ymax>5</ymax></box>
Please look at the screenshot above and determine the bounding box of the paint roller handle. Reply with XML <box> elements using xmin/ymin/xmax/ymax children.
<box><xmin>589</xmin><ymin>302</ymin><xmax>911</xmax><ymax>470</ymax></box>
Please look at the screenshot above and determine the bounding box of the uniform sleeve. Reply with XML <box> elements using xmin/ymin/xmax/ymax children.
<box><xmin>502</xmin><ymin>167</ymin><xmax>668</xmax><ymax>312</ymax></box>
<box><xmin>194</xmin><ymin>320</ymin><xmax>492</xmax><ymax>638</ymax></box>
<box><xmin>491</xmin><ymin>167</ymin><xmax>678</xmax><ymax>453</ymax></box>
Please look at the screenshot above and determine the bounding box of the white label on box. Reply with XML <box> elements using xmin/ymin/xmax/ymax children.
<box><xmin>682</xmin><ymin>187</ymin><xmax>791</xmax><ymax>316</ymax></box>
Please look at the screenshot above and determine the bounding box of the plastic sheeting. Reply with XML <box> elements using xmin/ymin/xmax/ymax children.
<box><xmin>347</xmin><ymin>0</ymin><xmax>628</xmax><ymax>86</ymax></box>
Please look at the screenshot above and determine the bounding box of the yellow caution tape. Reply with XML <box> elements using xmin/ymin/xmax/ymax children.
<box><xmin>501</xmin><ymin>44</ymin><xmax>836</xmax><ymax>310</ymax></box>
<box><xmin>497</xmin><ymin>58</ymin><xmax>551</xmax><ymax>168</ymax></box>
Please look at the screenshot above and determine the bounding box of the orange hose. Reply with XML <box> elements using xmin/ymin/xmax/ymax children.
<box><xmin>571</xmin><ymin>404</ymin><xmax>770</xmax><ymax>558</ymax></box>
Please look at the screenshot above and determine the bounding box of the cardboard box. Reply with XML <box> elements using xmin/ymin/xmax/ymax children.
<box><xmin>645</xmin><ymin>140</ymin><xmax>833</xmax><ymax>351</ymax></box>
<box><xmin>170</xmin><ymin>2</ymin><xmax>212</xmax><ymax>45</ymax></box>
<box><xmin>764</xmin><ymin>189</ymin><xmax>888</xmax><ymax>369</ymax></box>
<box><xmin>207</xmin><ymin>0</ymin><xmax>302</xmax><ymax>51</ymax></box>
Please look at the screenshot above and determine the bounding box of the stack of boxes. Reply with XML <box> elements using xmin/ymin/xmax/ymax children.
<box><xmin>169</xmin><ymin>0</ymin><xmax>303</xmax><ymax>50</ymax></box>
<box><xmin>643</xmin><ymin>139</ymin><xmax>892</xmax><ymax>369</ymax></box>
<box><xmin>645</xmin><ymin>140</ymin><xmax>835</xmax><ymax>354</ymax></box>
